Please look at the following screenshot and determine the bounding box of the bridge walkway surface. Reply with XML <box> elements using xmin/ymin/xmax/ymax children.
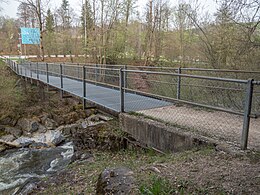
<box><xmin>18</xmin><ymin>64</ymin><xmax>171</xmax><ymax>112</ymax></box>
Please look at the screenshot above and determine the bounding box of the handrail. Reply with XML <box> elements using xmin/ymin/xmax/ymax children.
<box><xmin>123</xmin><ymin>69</ymin><xmax>249</xmax><ymax>84</ymax></box>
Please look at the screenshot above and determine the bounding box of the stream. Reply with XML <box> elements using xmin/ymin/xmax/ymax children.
<box><xmin>0</xmin><ymin>142</ymin><xmax>74</xmax><ymax>194</ymax></box>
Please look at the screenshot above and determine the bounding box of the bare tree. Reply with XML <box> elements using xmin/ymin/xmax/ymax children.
<box><xmin>0</xmin><ymin>0</ymin><xmax>7</xmax><ymax>13</ymax></box>
<box><xmin>17</xmin><ymin>0</ymin><xmax>49</xmax><ymax>61</ymax></box>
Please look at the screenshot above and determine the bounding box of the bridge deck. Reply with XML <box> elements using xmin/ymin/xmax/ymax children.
<box><xmin>19</xmin><ymin>65</ymin><xmax>171</xmax><ymax>112</ymax></box>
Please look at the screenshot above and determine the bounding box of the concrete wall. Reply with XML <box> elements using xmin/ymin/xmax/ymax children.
<box><xmin>120</xmin><ymin>114</ymin><xmax>214</xmax><ymax>153</ymax></box>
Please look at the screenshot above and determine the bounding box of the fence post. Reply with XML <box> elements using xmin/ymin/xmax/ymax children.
<box><xmin>82</xmin><ymin>66</ymin><xmax>86</xmax><ymax>110</ymax></box>
<box><xmin>77</xmin><ymin>63</ymin><xmax>80</xmax><ymax>79</ymax></box>
<box><xmin>124</xmin><ymin>65</ymin><xmax>127</xmax><ymax>90</ymax></box>
<box><xmin>120</xmin><ymin>68</ymin><xmax>125</xmax><ymax>112</ymax></box>
<box><xmin>177</xmin><ymin>67</ymin><xmax>181</xmax><ymax>99</ymax></box>
<box><xmin>37</xmin><ymin>62</ymin><xmax>39</xmax><ymax>80</ymax></box>
<box><xmin>25</xmin><ymin>64</ymin><xmax>27</xmax><ymax>77</ymax></box>
<box><xmin>30</xmin><ymin>62</ymin><xmax>32</xmax><ymax>83</ymax></box>
<box><xmin>46</xmin><ymin>63</ymin><xmax>49</xmax><ymax>84</ymax></box>
<box><xmin>95</xmin><ymin>64</ymin><xmax>98</xmax><ymax>84</ymax></box>
<box><xmin>16</xmin><ymin>63</ymin><xmax>19</xmax><ymax>75</ymax></box>
<box><xmin>241</xmin><ymin>79</ymin><xmax>254</xmax><ymax>150</ymax></box>
<box><xmin>20</xmin><ymin>65</ymin><xmax>23</xmax><ymax>76</ymax></box>
<box><xmin>60</xmin><ymin>64</ymin><xmax>64</xmax><ymax>98</ymax></box>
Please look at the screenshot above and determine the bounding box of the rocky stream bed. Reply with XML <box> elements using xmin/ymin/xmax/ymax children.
<box><xmin>0</xmin><ymin>111</ymin><xmax>118</xmax><ymax>194</ymax></box>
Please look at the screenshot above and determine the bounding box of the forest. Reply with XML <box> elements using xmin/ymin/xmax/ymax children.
<box><xmin>0</xmin><ymin>0</ymin><xmax>260</xmax><ymax>70</ymax></box>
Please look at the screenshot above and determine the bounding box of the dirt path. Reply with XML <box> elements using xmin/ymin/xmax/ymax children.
<box><xmin>138</xmin><ymin>105</ymin><xmax>260</xmax><ymax>150</ymax></box>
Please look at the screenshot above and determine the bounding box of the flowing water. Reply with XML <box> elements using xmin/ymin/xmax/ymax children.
<box><xmin>0</xmin><ymin>142</ymin><xmax>74</xmax><ymax>194</ymax></box>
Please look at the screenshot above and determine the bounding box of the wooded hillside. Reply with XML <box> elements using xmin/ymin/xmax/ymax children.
<box><xmin>0</xmin><ymin>0</ymin><xmax>260</xmax><ymax>70</ymax></box>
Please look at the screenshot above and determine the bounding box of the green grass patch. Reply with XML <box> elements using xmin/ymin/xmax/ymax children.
<box><xmin>140</xmin><ymin>176</ymin><xmax>175</xmax><ymax>195</ymax></box>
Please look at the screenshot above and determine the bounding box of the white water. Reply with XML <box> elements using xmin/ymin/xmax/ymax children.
<box><xmin>0</xmin><ymin>142</ymin><xmax>74</xmax><ymax>194</ymax></box>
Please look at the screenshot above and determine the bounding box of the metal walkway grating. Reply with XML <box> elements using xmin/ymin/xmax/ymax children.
<box><xmin>19</xmin><ymin>65</ymin><xmax>171</xmax><ymax>112</ymax></box>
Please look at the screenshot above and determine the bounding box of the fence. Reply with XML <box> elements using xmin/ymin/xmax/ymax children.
<box><xmin>3</xmin><ymin>58</ymin><xmax>260</xmax><ymax>150</ymax></box>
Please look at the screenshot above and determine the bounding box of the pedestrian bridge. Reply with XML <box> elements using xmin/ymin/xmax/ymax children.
<box><xmin>4</xmin><ymin>58</ymin><xmax>260</xmax><ymax>150</ymax></box>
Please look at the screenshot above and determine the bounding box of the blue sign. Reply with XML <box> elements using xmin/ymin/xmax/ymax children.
<box><xmin>21</xmin><ymin>28</ymin><xmax>40</xmax><ymax>44</ymax></box>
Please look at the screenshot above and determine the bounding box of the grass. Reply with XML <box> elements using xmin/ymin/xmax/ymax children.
<box><xmin>34</xmin><ymin>146</ymin><xmax>215</xmax><ymax>194</ymax></box>
<box><xmin>140</xmin><ymin>176</ymin><xmax>175</xmax><ymax>195</ymax></box>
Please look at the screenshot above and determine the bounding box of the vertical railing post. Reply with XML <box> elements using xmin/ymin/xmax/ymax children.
<box><xmin>177</xmin><ymin>67</ymin><xmax>181</xmax><ymax>99</ymax></box>
<box><xmin>46</xmin><ymin>63</ymin><xmax>49</xmax><ymax>84</ymax></box>
<box><xmin>37</xmin><ymin>62</ymin><xmax>39</xmax><ymax>80</ymax></box>
<box><xmin>82</xmin><ymin>66</ymin><xmax>87</xmax><ymax>110</ymax></box>
<box><xmin>16</xmin><ymin>63</ymin><xmax>19</xmax><ymax>75</ymax></box>
<box><xmin>241</xmin><ymin>79</ymin><xmax>254</xmax><ymax>150</ymax></box>
<box><xmin>12</xmin><ymin>61</ymin><xmax>14</xmax><ymax>71</ymax></box>
<box><xmin>30</xmin><ymin>62</ymin><xmax>32</xmax><ymax>83</ymax></box>
<box><xmin>124</xmin><ymin>65</ymin><xmax>127</xmax><ymax>90</ymax></box>
<box><xmin>60</xmin><ymin>64</ymin><xmax>64</xmax><ymax>98</ymax></box>
<box><xmin>95</xmin><ymin>64</ymin><xmax>98</xmax><ymax>84</ymax></box>
<box><xmin>77</xmin><ymin>63</ymin><xmax>80</xmax><ymax>79</ymax></box>
<box><xmin>25</xmin><ymin>63</ymin><xmax>27</xmax><ymax>78</ymax></box>
<box><xmin>120</xmin><ymin>68</ymin><xmax>125</xmax><ymax>112</ymax></box>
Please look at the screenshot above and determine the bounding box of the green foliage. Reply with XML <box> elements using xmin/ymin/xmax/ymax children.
<box><xmin>59</xmin><ymin>0</ymin><xmax>71</xmax><ymax>29</ymax></box>
<box><xmin>61</xmin><ymin>0</ymin><xmax>69</xmax><ymax>12</ymax></box>
<box><xmin>140</xmin><ymin>176</ymin><xmax>175</xmax><ymax>195</ymax></box>
<box><xmin>46</xmin><ymin>9</ymin><xmax>54</xmax><ymax>33</ymax></box>
<box><xmin>80</xmin><ymin>1</ymin><xmax>93</xmax><ymax>32</ymax></box>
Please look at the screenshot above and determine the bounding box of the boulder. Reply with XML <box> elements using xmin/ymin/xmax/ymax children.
<box><xmin>88</xmin><ymin>121</ymin><xmax>105</xmax><ymax>127</ymax></box>
<box><xmin>88</xmin><ymin>115</ymin><xmax>100</xmax><ymax>122</ymax></box>
<box><xmin>96</xmin><ymin>114</ymin><xmax>113</xmax><ymax>122</ymax></box>
<box><xmin>96</xmin><ymin>167</ymin><xmax>136</xmax><ymax>195</ymax></box>
<box><xmin>56</xmin><ymin>124</ymin><xmax>80</xmax><ymax>137</ymax></box>
<box><xmin>4</xmin><ymin>127</ymin><xmax>22</xmax><ymax>138</ymax></box>
<box><xmin>81</xmin><ymin>121</ymin><xmax>88</xmax><ymax>129</ymax></box>
<box><xmin>0</xmin><ymin>134</ymin><xmax>16</xmax><ymax>142</ymax></box>
<box><xmin>17</xmin><ymin>118</ymin><xmax>40</xmax><ymax>133</ymax></box>
<box><xmin>45</xmin><ymin>130</ymin><xmax>64</xmax><ymax>146</ymax></box>
<box><xmin>37</xmin><ymin>124</ymin><xmax>47</xmax><ymax>133</ymax></box>
<box><xmin>32</xmin><ymin>133</ymin><xmax>47</xmax><ymax>143</ymax></box>
<box><xmin>44</xmin><ymin>118</ymin><xmax>57</xmax><ymax>130</ymax></box>
<box><xmin>12</xmin><ymin>137</ymin><xmax>34</xmax><ymax>147</ymax></box>
<box><xmin>0</xmin><ymin>130</ymin><xmax>64</xmax><ymax>148</ymax></box>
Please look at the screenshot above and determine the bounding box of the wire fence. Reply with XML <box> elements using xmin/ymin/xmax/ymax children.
<box><xmin>122</xmin><ymin>69</ymin><xmax>260</xmax><ymax>150</ymax></box>
<box><xmin>4</xmin><ymin>58</ymin><xmax>260</xmax><ymax>150</ymax></box>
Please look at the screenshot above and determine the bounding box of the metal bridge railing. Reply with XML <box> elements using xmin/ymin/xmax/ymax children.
<box><xmin>3</xmin><ymin>58</ymin><xmax>260</xmax><ymax>150</ymax></box>
<box><xmin>120</xmin><ymin>69</ymin><xmax>259</xmax><ymax>150</ymax></box>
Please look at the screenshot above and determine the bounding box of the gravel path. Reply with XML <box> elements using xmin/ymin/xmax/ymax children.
<box><xmin>138</xmin><ymin>105</ymin><xmax>260</xmax><ymax>150</ymax></box>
